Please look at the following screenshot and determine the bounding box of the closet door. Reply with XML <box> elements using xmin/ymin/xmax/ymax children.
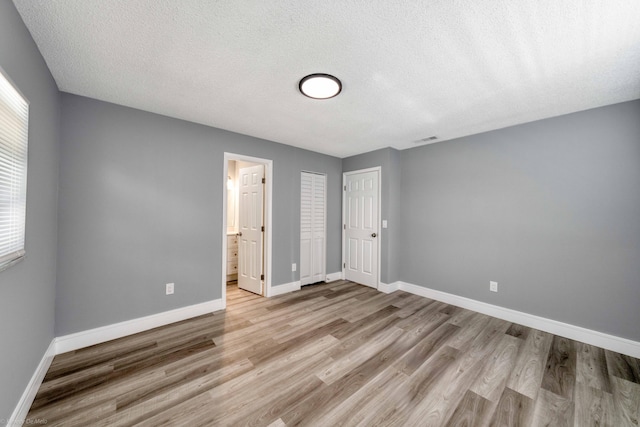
<box><xmin>300</xmin><ymin>172</ymin><xmax>326</xmax><ymax>286</ymax></box>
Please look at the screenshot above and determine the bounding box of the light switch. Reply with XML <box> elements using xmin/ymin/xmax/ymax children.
<box><xmin>382</xmin><ymin>220</ymin><xmax>388</xmax><ymax>228</ymax></box>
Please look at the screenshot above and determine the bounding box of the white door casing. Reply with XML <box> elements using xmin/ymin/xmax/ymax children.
<box><xmin>238</xmin><ymin>164</ymin><xmax>264</xmax><ymax>295</ymax></box>
<box><xmin>222</xmin><ymin>153</ymin><xmax>272</xmax><ymax>305</ymax></box>
<box><xmin>300</xmin><ymin>172</ymin><xmax>326</xmax><ymax>286</ymax></box>
<box><xmin>343</xmin><ymin>169</ymin><xmax>380</xmax><ymax>288</ymax></box>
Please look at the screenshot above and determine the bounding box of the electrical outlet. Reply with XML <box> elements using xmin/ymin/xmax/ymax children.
<box><xmin>292</xmin><ymin>263</ymin><xmax>297</xmax><ymax>272</ymax></box>
<box><xmin>490</xmin><ymin>281</ymin><xmax>498</xmax><ymax>292</ymax></box>
<box><xmin>166</xmin><ymin>283</ymin><xmax>174</xmax><ymax>295</ymax></box>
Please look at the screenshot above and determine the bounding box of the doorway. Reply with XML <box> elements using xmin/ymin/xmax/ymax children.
<box><xmin>343</xmin><ymin>167</ymin><xmax>380</xmax><ymax>289</ymax></box>
<box><xmin>222</xmin><ymin>153</ymin><xmax>273</xmax><ymax>307</ymax></box>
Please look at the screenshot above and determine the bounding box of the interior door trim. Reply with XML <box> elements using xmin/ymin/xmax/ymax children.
<box><xmin>342</xmin><ymin>166</ymin><xmax>381</xmax><ymax>290</ymax></box>
<box><xmin>222</xmin><ymin>153</ymin><xmax>273</xmax><ymax>307</ymax></box>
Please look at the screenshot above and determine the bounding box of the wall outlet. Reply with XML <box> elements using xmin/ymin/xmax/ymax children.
<box><xmin>490</xmin><ymin>281</ymin><xmax>498</xmax><ymax>292</ymax></box>
<box><xmin>166</xmin><ymin>283</ymin><xmax>174</xmax><ymax>295</ymax></box>
<box><xmin>292</xmin><ymin>263</ymin><xmax>297</xmax><ymax>272</ymax></box>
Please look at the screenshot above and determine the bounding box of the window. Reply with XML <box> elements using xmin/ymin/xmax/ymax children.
<box><xmin>0</xmin><ymin>68</ymin><xmax>29</xmax><ymax>272</ymax></box>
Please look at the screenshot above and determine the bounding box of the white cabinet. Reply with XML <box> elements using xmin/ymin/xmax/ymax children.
<box><xmin>300</xmin><ymin>172</ymin><xmax>326</xmax><ymax>286</ymax></box>
<box><xmin>227</xmin><ymin>234</ymin><xmax>238</xmax><ymax>280</ymax></box>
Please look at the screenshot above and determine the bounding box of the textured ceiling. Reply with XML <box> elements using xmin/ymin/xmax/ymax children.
<box><xmin>13</xmin><ymin>0</ymin><xmax>640</xmax><ymax>158</ymax></box>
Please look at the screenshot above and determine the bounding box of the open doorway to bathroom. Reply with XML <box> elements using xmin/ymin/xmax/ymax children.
<box><xmin>222</xmin><ymin>153</ymin><xmax>273</xmax><ymax>307</ymax></box>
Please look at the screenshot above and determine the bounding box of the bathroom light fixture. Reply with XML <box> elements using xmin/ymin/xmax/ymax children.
<box><xmin>299</xmin><ymin>74</ymin><xmax>342</xmax><ymax>99</ymax></box>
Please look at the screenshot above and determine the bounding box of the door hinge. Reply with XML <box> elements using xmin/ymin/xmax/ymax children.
<box><xmin>261</xmin><ymin>225</ymin><xmax>264</xmax><ymax>232</ymax></box>
<box><xmin>343</xmin><ymin>224</ymin><xmax>346</xmax><ymax>230</ymax></box>
<box><xmin>343</xmin><ymin>185</ymin><xmax>346</xmax><ymax>191</ymax></box>
<box><xmin>262</xmin><ymin>178</ymin><xmax>265</xmax><ymax>184</ymax></box>
<box><xmin>343</xmin><ymin>262</ymin><xmax>346</xmax><ymax>268</ymax></box>
<box><xmin>261</xmin><ymin>274</ymin><xmax>264</xmax><ymax>280</ymax></box>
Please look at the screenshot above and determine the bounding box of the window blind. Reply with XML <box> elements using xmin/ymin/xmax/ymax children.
<box><xmin>0</xmin><ymin>69</ymin><xmax>29</xmax><ymax>271</ymax></box>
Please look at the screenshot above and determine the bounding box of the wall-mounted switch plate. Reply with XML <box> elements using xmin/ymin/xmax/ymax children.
<box><xmin>166</xmin><ymin>283</ymin><xmax>174</xmax><ymax>295</ymax></box>
<box><xmin>382</xmin><ymin>220</ymin><xmax>388</xmax><ymax>228</ymax></box>
<box><xmin>490</xmin><ymin>281</ymin><xmax>498</xmax><ymax>292</ymax></box>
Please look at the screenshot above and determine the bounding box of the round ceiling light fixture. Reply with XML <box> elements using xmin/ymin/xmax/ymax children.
<box><xmin>299</xmin><ymin>73</ymin><xmax>342</xmax><ymax>99</ymax></box>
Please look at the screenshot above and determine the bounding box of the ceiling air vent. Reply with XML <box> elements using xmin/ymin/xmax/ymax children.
<box><xmin>414</xmin><ymin>136</ymin><xmax>438</xmax><ymax>144</ymax></box>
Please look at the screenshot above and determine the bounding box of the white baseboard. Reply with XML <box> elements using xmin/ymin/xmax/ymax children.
<box><xmin>9</xmin><ymin>339</ymin><xmax>56</xmax><ymax>426</ymax></box>
<box><xmin>395</xmin><ymin>281</ymin><xmax>640</xmax><ymax>359</ymax></box>
<box><xmin>269</xmin><ymin>281</ymin><xmax>301</xmax><ymax>297</ymax></box>
<box><xmin>378</xmin><ymin>281</ymin><xmax>400</xmax><ymax>294</ymax></box>
<box><xmin>325</xmin><ymin>272</ymin><xmax>342</xmax><ymax>283</ymax></box>
<box><xmin>55</xmin><ymin>299</ymin><xmax>224</xmax><ymax>354</ymax></box>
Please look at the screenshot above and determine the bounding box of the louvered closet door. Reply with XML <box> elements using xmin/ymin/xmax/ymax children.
<box><xmin>300</xmin><ymin>172</ymin><xmax>326</xmax><ymax>286</ymax></box>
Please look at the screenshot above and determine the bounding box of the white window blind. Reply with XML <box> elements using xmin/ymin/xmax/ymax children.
<box><xmin>0</xmin><ymin>69</ymin><xmax>29</xmax><ymax>271</ymax></box>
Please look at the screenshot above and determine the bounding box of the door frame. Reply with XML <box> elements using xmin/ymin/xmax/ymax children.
<box><xmin>300</xmin><ymin>171</ymin><xmax>327</xmax><ymax>286</ymax></box>
<box><xmin>342</xmin><ymin>166</ymin><xmax>382</xmax><ymax>290</ymax></box>
<box><xmin>222</xmin><ymin>153</ymin><xmax>273</xmax><ymax>306</ymax></box>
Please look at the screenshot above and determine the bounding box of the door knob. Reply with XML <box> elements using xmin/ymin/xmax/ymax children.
<box><xmin>237</xmin><ymin>232</ymin><xmax>243</xmax><ymax>236</ymax></box>
<box><xmin>371</xmin><ymin>233</ymin><xmax>377</xmax><ymax>238</ymax></box>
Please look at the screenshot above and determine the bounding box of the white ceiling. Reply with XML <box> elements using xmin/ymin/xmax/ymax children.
<box><xmin>13</xmin><ymin>0</ymin><xmax>640</xmax><ymax>158</ymax></box>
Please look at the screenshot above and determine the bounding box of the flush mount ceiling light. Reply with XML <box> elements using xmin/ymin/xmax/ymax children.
<box><xmin>299</xmin><ymin>74</ymin><xmax>342</xmax><ymax>99</ymax></box>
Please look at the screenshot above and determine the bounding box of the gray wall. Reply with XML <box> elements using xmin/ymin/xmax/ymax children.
<box><xmin>343</xmin><ymin>147</ymin><xmax>401</xmax><ymax>284</ymax></box>
<box><xmin>56</xmin><ymin>93</ymin><xmax>342</xmax><ymax>335</ymax></box>
<box><xmin>0</xmin><ymin>0</ymin><xmax>60</xmax><ymax>419</ymax></box>
<box><xmin>399</xmin><ymin>100</ymin><xmax>640</xmax><ymax>341</ymax></box>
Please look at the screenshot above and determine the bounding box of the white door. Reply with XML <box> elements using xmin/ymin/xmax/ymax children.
<box><xmin>344</xmin><ymin>170</ymin><xmax>379</xmax><ymax>288</ymax></box>
<box><xmin>300</xmin><ymin>172</ymin><xmax>326</xmax><ymax>286</ymax></box>
<box><xmin>238</xmin><ymin>165</ymin><xmax>264</xmax><ymax>295</ymax></box>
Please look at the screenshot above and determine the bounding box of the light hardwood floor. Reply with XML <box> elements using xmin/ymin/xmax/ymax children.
<box><xmin>27</xmin><ymin>281</ymin><xmax>640</xmax><ymax>426</ymax></box>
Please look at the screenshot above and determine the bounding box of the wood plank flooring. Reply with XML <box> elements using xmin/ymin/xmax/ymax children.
<box><xmin>27</xmin><ymin>281</ymin><xmax>640</xmax><ymax>426</ymax></box>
